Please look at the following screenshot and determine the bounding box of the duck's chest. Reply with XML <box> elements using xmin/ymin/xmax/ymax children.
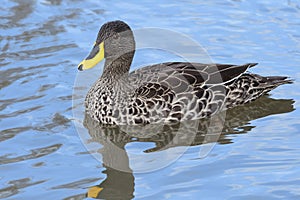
<box><xmin>85</xmin><ymin>83</ymin><xmax>131</xmax><ymax>124</ymax></box>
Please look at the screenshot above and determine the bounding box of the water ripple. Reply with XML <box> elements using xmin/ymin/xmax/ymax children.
<box><xmin>0</xmin><ymin>144</ymin><xmax>62</xmax><ymax>165</ymax></box>
<box><xmin>51</xmin><ymin>177</ymin><xmax>102</xmax><ymax>189</ymax></box>
<box><xmin>0</xmin><ymin>178</ymin><xmax>46</xmax><ymax>199</ymax></box>
<box><xmin>0</xmin><ymin>126</ymin><xmax>31</xmax><ymax>142</ymax></box>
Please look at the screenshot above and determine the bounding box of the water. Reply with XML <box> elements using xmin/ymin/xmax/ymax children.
<box><xmin>1</xmin><ymin>0</ymin><xmax>300</xmax><ymax>199</ymax></box>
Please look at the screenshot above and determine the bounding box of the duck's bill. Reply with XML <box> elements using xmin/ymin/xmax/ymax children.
<box><xmin>78</xmin><ymin>42</ymin><xmax>104</xmax><ymax>71</ymax></box>
<box><xmin>87</xmin><ymin>186</ymin><xmax>103</xmax><ymax>198</ymax></box>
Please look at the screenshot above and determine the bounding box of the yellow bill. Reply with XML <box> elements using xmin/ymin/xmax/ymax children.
<box><xmin>87</xmin><ymin>186</ymin><xmax>103</xmax><ymax>198</ymax></box>
<box><xmin>78</xmin><ymin>42</ymin><xmax>104</xmax><ymax>71</ymax></box>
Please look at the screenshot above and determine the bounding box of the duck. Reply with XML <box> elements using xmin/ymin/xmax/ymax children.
<box><xmin>78</xmin><ymin>20</ymin><xmax>292</xmax><ymax>125</ymax></box>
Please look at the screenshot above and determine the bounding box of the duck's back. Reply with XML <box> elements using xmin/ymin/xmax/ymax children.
<box><xmin>123</xmin><ymin>62</ymin><xmax>252</xmax><ymax>124</ymax></box>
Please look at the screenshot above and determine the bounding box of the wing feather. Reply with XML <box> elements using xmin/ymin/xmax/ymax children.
<box><xmin>130</xmin><ymin>62</ymin><xmax>257</xmax><ymax>87</ymax></box>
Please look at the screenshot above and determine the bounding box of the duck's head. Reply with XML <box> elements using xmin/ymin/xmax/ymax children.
<box><xmin>78</xmin><ymin>20</ymin><xmax>135</xmax><ymax>71</ymax></box>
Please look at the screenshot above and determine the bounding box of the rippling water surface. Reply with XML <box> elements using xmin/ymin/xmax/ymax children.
<box><xmin>1</xmin><ymin>0</ymin><xmax>300</xmax><ymax>199</ymax></box>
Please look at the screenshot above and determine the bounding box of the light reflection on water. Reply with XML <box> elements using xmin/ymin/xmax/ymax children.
<box><xmin>0</xmin><ymin>0</ymin><xmax>299</xmax><ymax>199</ymax></box>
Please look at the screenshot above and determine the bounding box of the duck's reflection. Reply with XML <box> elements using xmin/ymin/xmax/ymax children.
<box><xmin>87</xmin><ymin>165</ymin><xmax>134</xmax><ymax>199</ymax></box>
<box><xmin>84</xmin><ymin>95</ymin><xmax>294</xmax><ymax>199</ymax></box>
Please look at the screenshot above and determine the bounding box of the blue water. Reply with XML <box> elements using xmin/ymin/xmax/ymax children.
<box><xmin>1</xmin><ymin>0</ymin><xmax>300</xmax><ymax>199</ymax></box>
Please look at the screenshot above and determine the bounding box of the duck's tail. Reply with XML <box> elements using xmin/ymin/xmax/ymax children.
<box><xmin>225</xmin><ymin>74</ymin><xmax>293</xmax><ymax>108</ymax></box>
<box><xmin>258</xmin><ymin>75</ymin><xmax>293</xmax><ymax>93</ymax></box>
<box><xmin>262</xmin><ymin>76</ymin><xmax>293</xmax><ymax>86</ymax></box>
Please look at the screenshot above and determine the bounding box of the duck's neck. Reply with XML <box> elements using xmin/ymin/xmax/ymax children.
<box><xmin>102</xmin><ymin>52</ymin><xmax>134</xmax><ymax>81</ymax></box>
